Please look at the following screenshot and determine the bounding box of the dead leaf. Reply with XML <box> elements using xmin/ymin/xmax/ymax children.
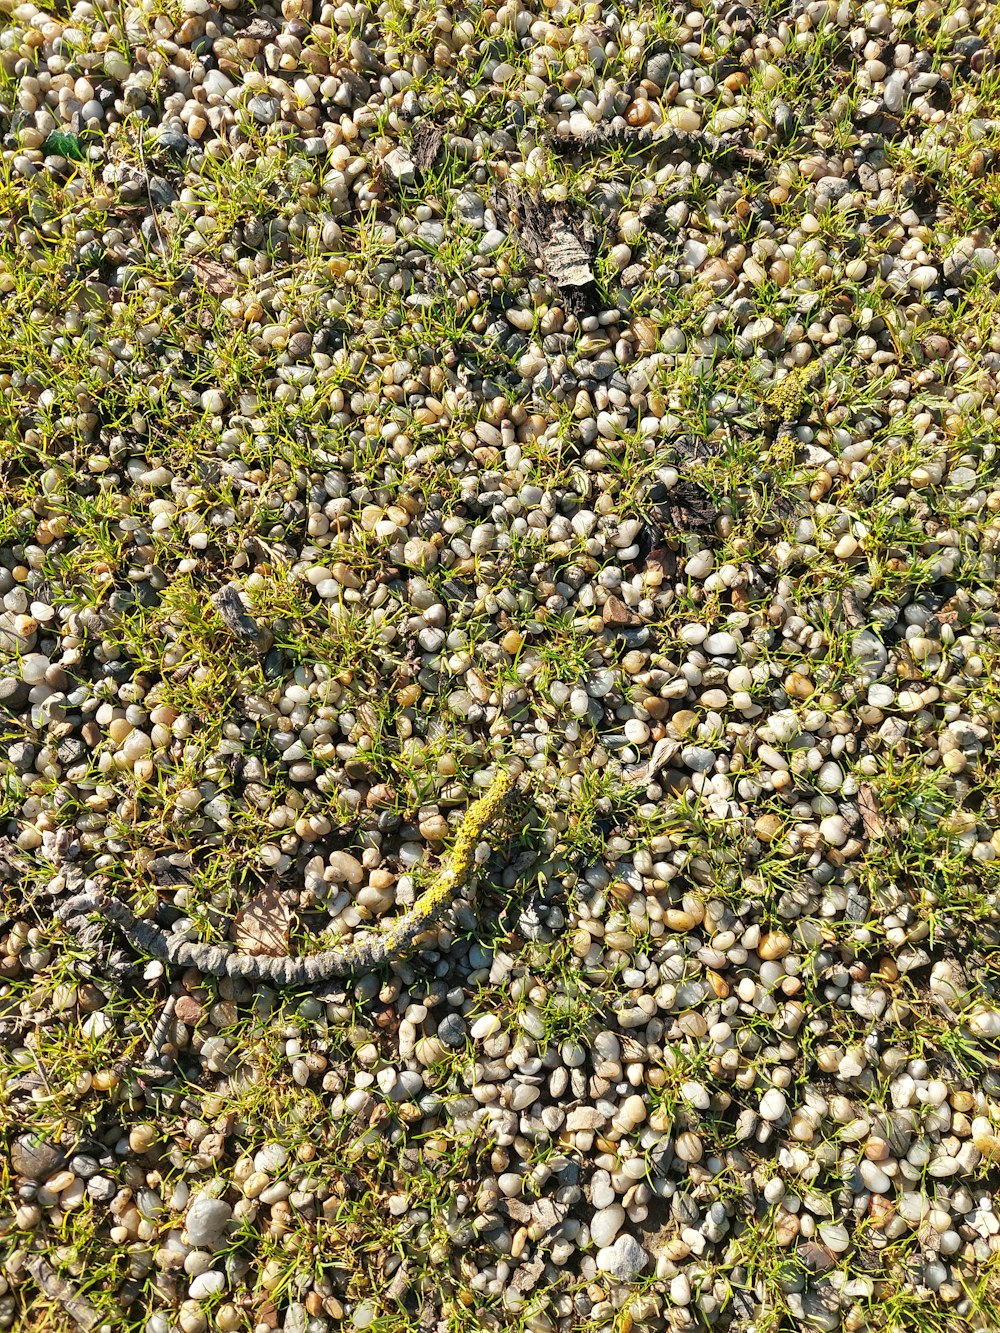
<box><xmin>623</xmin><ymin>736</ymin><xmax>681</xmax><ymax>785</ymax></box>
<box><xmin>188</xmin><ymin>256</ymin><xmax>240</xmax><ymax>298</ymax></box>
<box><xmin>233</xmin><ymin>886</ymin><xmax>293</xmax><ymax>957</ymax></box>
<box><xmin>602</xmin><ymin>594</ymin><xmax>641</xmax><ymax>627</ymax></box>
<box><xmin>642</xmin><ymin>544</ymin><xmax>679</xmax><ymax>581</ymax></box>
<box><xmin>254</xmin><ymin>1296</ymin><xmax>280</xmax><ymax>1331</ymax></box>
<box><xmin>857</xmin><ymin>783</ymin><xmax>885</xmax><ymax>839</ymax></box>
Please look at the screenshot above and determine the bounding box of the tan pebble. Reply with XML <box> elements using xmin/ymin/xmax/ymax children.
<box><xmin>674</xmin><ymin>1131</ymin><xmax>703</xmax><ymax>1162</ymax></box>
<box><xmin>242</xmin><ymin>1171</ymin><xmax>270</xmax><ymax>1198</ymax></box>
<box><xmin>972</xmin><ymin>1118</ymin><xmax>999</xmax><ymax>1158</ymax></box>
<box><xmin>699</xmin><ymin>258</ymin><xmax>737</xmax><ymax>291</ymax></box>
<box><xmin>419</xmin><ymin>814</ymin><xmax>449</xmax><ymax>841</ymax></box>
<box><xmin>501</xmin><ymin>630</ymin><xmax>523</xmax><ymax>654</ymax></box>
<box><xmin>663</xmin><ymin>910</ymin><xmax>699</xmax><ymax>931</ymax></box>
<box><xmin>44</xmin><ymin>1170</ymin><xmax>76</xmax><ymax>1193</ymax></box>
<box><xmin>625</xmin><ymin>98</ymin><xmax>653</xmax><ymax>126</ymax></box>
<box><xmin>632</xmin><ymin>317</ymin><xmax>658</xmax><ymax>352</ymax></box>
<box><xmin>107</xmin><ymin>717</ymin><xmax>134</xmax><ymax>744</ymax></box>
<box><xmin>784</xmin><ymin>672</ymin><xmax>813</xmax><ymax>699</ymax></box>
<box><xmin>758</xmin><ymin>931</ymin><xmax>791</xmax><ymax>960</ymax></box>
<box><xmin>754</xmin><ymin>814</ymin><xmax>783</xmax><ymax>843</ymax></box>
<box><xmin>875</xmin><ymin>957</ymin><xmax>898</xmax><ymax>982</ymax></box>
<box><xmin>129</xmin><ymin>1124</ymin><xmax>157</xmax><ymax>1153</ymax></box>
<box><xmin>834</xmin><ymin>534</ymin><xmax>859</xmax><ymax>559</ymax></box>
<box><xmin>327</xmin><ymin>850</ymin><xmax>364</xmax><ymax>884</ymax></box>
<box><xmin>705</xmin><ymin>970</ymin><xmax>729</xmax><ymax>999</ymax></box>
<box><xmin>572</xmin><ymin>929</ymin><xmax>593</xmax><ymax>958</ymax></box>
<box><xmin>232</xmin><ymin>1156</ymin><xmax>254</xmax><ymax>1185</ymax></box>
<box><xmin>864</xmin><ymin>1137</ymin><xmax>889</xmax><ymax>1162</ymax></box>
<box><xmin>774</xmin><ymin>1208</ymin><xmax>800</xmax><ymax>1245</ymax></box>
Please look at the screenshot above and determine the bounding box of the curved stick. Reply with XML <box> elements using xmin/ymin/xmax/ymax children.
<box><xmin>58</xmin><ymin>771</ymin><xmax>515</xmax><ymax>983</ymax></box>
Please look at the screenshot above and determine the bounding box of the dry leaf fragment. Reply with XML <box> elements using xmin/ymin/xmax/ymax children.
<box><xmin>857</xmin><ymin>783</ymin><xmax>885</xmax><ymax>839</ymax></box>
<box><xmin>189</xmin><ymin>256</ymin><xmax>240</xmax><ymax>298</ymax></box>
<box><xmin>233</xmin><ymin>885</ymin><xmax>293</xmax><ymax>957</ymax></box>
<box><xmin>602</xmin><ymin>594</ymin><xmax>641</xmax><ymax>627</ymax></box>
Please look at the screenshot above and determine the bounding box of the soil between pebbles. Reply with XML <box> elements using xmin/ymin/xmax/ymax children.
<box><xmin>3</xmin><ymin>0</ymin><xmax>1000</xmax><ymax>1330</ymax></box>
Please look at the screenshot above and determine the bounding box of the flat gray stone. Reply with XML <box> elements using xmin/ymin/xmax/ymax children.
<box><xmin>597</xmin><ymin>1233</ymin><xmax>648</xmax><ymax>1281</ymax></box>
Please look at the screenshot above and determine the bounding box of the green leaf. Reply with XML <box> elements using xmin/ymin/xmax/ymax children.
<box><xmin>41</xmin><ymin>131</ymin><xmax>85</xmax><ymax>161</ymax></box>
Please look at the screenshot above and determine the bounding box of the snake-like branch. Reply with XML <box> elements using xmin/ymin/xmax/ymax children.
<box><xmin>58</xmin><ymin>770</ymin><xmax>516</xmax><ymax>983</ymax></box>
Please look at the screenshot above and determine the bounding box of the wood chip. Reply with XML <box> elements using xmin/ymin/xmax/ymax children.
<box><xmin>500</xmin><ymin>189</ymin><xmax>600</xmax><ymax>307</ymax></box>
<box><xmin>25</xmin><ymin>1253</ymin><xmax>100</xmax><ymax>1332</ymax></box>
<box><xmin>510</xmin><ymin>1257</ymin><xmax>545</xmax><ymax>1295</ymax></box>
<box><xmin>540</xmin><ymin>225</ymin><xmax>596</xmax><ymax>289</ymax></box>
<box><xmin>410</xmin><ymin>120</ymin><xmax>445</xmax><ymax>170</ymax></box>
<box><xmin>233</xmin><ymin>885</ymin><xmax>293</xmax><ymax>957</ymax></box>
<box><xmin>212</xmin><ymin>584</ymin><xmax>272</xmax><ymax>651</ymax></box>
<box><xmin>651</xmin><ymin>480</ymin><xmax>716</xmax><ymax>534</ymax></box>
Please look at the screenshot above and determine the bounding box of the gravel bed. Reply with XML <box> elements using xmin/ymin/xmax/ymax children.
<box><xmin>3</xmin><ymin>0</ymin><xmax>1000</xmax><ymax>1329</ymax></box>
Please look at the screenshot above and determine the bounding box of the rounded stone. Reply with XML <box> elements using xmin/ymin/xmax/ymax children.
<box><xmin>185</xmin><ymin>1196</ymin><xmax>233</xmax><ymax>1247</ymax></box>
<box><xmin>590</xmin><ymin>1205</ymin><xmax>625</xmax><ymax>1248</ymax></box>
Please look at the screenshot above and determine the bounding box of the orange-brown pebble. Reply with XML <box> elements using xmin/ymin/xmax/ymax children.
<box><xmin>625</xmin><ymin>98</ymin><xmax>653</xmax><ymax>126</ymax></box>
<box><xmin>758</xmin><ymin>931</ymin><xmax>792</xmax><ymax>960</ymax></box>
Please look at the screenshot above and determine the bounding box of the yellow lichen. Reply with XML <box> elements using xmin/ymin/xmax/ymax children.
<box><xmin>764</xmin><ymin>363</ymin><xmax>820</xmax><ymax>423</ymax></box>
<box><xmin>381</xmin><ymin>768</ymin><xmax>516</xmax><ymax>955</ymax></box>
